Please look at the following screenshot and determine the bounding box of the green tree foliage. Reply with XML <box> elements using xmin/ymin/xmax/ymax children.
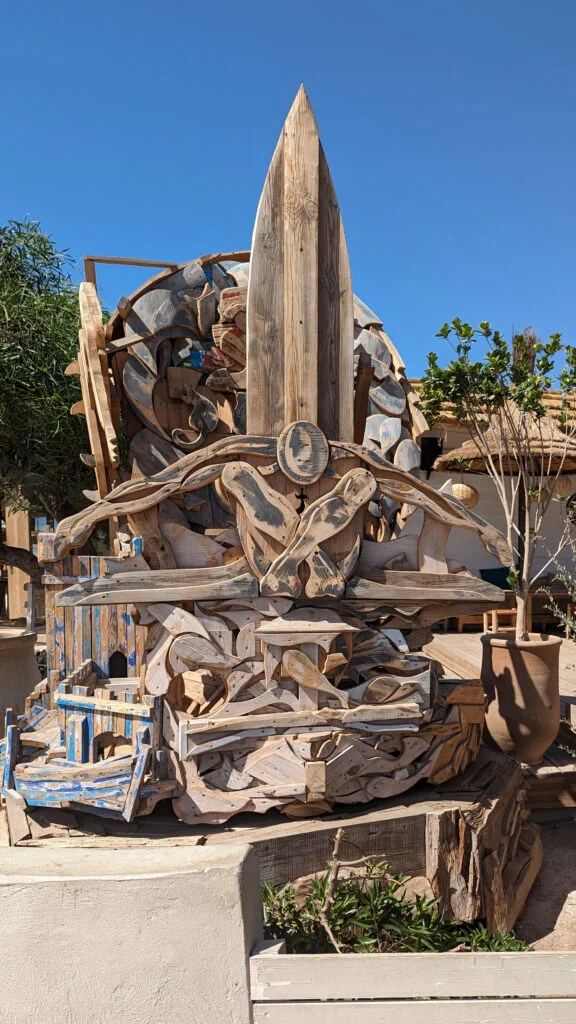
<box><xmin>420</xmin><ymin>319</ymin><xmax>576</xmax><ymax>639</ymax></box>
<box><xmin>262</xmin><ymin>868</ymin><xmax>528</xmax><ymax>953</ymax></box>
<box><xmin>0</xmin><ymin>219</ymin><xmax>91</xmax><ymax>521</ymax></box>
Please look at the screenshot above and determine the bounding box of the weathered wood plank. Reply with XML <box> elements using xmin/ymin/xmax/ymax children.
<box><xmin>317</xmin><ymin>149</ymin><xmax>353</xmax><ymax>440</ymax></box>
<box><xmin>55</xmin><ymin>560</ymin><xmax>258</xmax><ymax>606</ymax></box>
<box><xmin>247</xmin><ymin>115</ymin><xmax>285</xmax><ymax>435</ymax></box>
<box><xmin>251</xmin><ymin>951</ymin><xmax>576</xmax><ymax>1001</ymax></box>
<box><xmin>345</xmin><ymin>569</ymin><xmax>505</xmax><ymax>603</ymax></box>
<box><xmin>252</xmin><ymin>1000</ymin><xmax>575</xmax><ymax>1024</ymax></box>
<box><xmin>283</xmin><ymin>86</ymin><xmax>319</xmax><ymax>426</ymax></box>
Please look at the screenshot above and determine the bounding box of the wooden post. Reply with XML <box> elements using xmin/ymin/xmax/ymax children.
<box><xmin>5</xmin><ymin>508</ymin><xmax>30</xmax><ymax>620</ymax></box>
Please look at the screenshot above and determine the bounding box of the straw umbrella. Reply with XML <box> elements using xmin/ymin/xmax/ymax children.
<box><xmin>434</xmin><ymin>401</ymin><xmax>576</xmax><ymax>631</ymax></box>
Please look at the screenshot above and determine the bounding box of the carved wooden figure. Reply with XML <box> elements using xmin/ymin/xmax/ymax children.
<box><xmin>1</xmin><ymin>87</ymin><xmax>509</xmax><ymax>823</ymax></box>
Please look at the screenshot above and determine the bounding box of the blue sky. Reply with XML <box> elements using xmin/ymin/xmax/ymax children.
<box><xmin>1</xmin><ymin>0</ymin><xmax>575</xmax><ymax>375</ymax></box>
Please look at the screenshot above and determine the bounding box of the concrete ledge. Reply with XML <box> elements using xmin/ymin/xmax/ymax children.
<box><xmin>0</xmin><ymin>844</ymin><xmax>261</xmax><ymax>1024</ymax></box>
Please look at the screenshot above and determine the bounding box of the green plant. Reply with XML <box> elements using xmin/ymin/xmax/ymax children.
<box><xmin>261</xmin><ymin>866</ymin><xmax>529</xmax><ymax>954</ymax></box>
<box><xmin>0</xmin><ymin>219</ymin><xmax>93</xmax><ymax>575</ymax></box>
<box><xmin>420</xmin><ymin>320</ymin><xmax>576</xmax><ymax>641</ymax></box>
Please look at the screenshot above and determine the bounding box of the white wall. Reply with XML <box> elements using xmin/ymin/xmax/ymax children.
<box><xmin>0</xmin><ymin>844</ymin><xmax>261</xmax><ymax>1024</ymax></box>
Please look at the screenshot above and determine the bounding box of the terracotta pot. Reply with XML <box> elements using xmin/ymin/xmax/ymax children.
<box><xmin>481</xmin><ymin>631</ymin><xmax>561</xmax><ymax>764</ymax></box>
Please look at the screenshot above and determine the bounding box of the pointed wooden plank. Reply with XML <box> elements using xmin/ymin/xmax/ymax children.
<box><xmin>247</xmin><ymin>124</ymin><xmax>285</xmax><ymax>435</ymax></box>
<box><xmin>316</xmin><ymin>148</ymin><xmax>353</xmax><ymax>439</ymax></box>
<box><xmin>79</xmin><ymin>283</ymin><xmax>119</xmax><ymax>467</ymax></box>
<box><xmin>282</xmin><ymin>86</ymin><xmax>319</xmax><ymax>425</ymax></box>
<box><xmin>247</xmin><ymin>86</ymin><xmax>353</xmax><ymax>439</ymax></box>
<box><xmin>417</xmin><ymin>514</ymin><xmax>451</xmax><ymax>573</ymax></box>
<box><xmin>122</xmin><ymin>743</ymin><xmax>151</xmax><ymax>822</ymax></box>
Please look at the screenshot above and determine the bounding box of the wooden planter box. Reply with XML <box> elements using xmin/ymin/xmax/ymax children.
<box><xmin>251</xmin><ymin>940</ymin><xmax>576</xmax><ymax>1022</ymax></box>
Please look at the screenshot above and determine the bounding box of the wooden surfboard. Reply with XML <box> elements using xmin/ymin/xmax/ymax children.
<box><xmin>247</xmin><ymin>86</ymin><xmax>354</xmax><ymax>440</ymax></box>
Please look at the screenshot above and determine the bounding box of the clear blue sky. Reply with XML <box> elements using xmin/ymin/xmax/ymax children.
<box><xmin>1</xmin><ymin>0</ymin><xmax>575</xmax><ymax>375</ymax></box>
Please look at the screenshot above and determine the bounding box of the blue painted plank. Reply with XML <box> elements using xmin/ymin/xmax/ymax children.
<box><xmin>66</xmin><ymin>713</ymin><xmax>89</xmax><ymax>763</ymax></box>
<box><xmin>3</xmin><ymin>726</ymin><xmax>19</xmax><ymax>789</ymax></box>
<box><xmin>122</xmin><ymin>744</ymin><xmax>151</xmax><ymax>822</ymax></box>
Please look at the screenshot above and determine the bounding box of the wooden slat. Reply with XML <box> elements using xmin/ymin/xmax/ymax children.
<box><xmin>282</xmin><ymin>85</ymin><xmax>319</xmax><ymax>426</ymax></box>
<box><xmin>317</xmin><ymin>146</ymin><xmax>353</xmax><ymax>440</ymax></box>
<box><xmin>345</xmin><ymin>569</ymin><xmax>504</xmax><ymax>603</ymax></box>
<box><xmin>53</xmin><ymin>558</ymin><xmax>67</xmax><ymax>679</ymax></box>
<box><xmin>250</xmin><ymin>951</ymin><xmax>576</xmax><ymax>1001</ymax></box>
<box><xmin>55</xmin><ymin>560</ymin><xmax>258</xmax><ymax>606</ymax></box>
<box><xmin>247</xmin><ymin>115</ymin><xmax>285</xmax><ymax>435</ymax></box>
<box><xmin>5</xmin><ymin>507</ymin><xmax>30</xmax><ymax>619</ymax></box>
<box><xmin>252</xmin><ymin>1001</ymin><xmax>575</xmax><ymax>1024</ymax></box>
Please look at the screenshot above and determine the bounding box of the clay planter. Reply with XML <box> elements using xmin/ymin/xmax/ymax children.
<box><xmin>481</xmin><ymin>631</ymin><xmax>561</xmax><ymax>764</ymax></box>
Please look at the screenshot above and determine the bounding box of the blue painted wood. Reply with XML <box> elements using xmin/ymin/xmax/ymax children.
<box><xmin>53</xmin><ymin>557</ymin><xmax>67</xmax><ymax>678</ymax></box>
<box><xmin>134</xmin><ymin>724</ymin><xmax>150</xmax><ymax>756</ymax></box>
<box><xmin>13</xmin><ymin>754</ymin><xmax>135</xmax><ymax>810</ymax></box>
<box><xmin>3</xmin><ymin>726</ymin><xmax>19</xmax><ymax>790</ymax></box>
<box><xmin>122</xmin><ymin>744</ymin><xmax>151</xmax><ymax>822</ymax></box>
<box><xmin>66</xmin><ymin>713</ymin><xmax>89</xmax><ymax>763</ymax></box>
<box><xmin>18</xmin><ymin>705</ymin><xmax>51</xmax><ymax>731</ymax></box>
<box><xmin>57</xmin><ymin>695</ymin><xmax>152</xmax><ymax>717</ymax></box>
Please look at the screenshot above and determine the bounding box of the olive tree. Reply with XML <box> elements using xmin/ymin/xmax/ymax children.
<box><xmin>0</xmin><ymin>220</ymin><xmax>91</xmax><ymax>578</ymax></box>
<box><xmin>420</xmin><ymin>320</ymin><xmax>576</xmax><ymax>640</ymax></box>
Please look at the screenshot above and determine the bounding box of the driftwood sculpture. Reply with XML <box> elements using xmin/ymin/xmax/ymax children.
<box><xmin>0</xmin><ymin>88</ymin><xmax>510</xmax><ymax>824</ymax></box>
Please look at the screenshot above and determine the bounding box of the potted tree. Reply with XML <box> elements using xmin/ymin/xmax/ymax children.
<box><xmin>420</xmin><ymin>320</ymin><xmax>576</xmax><ymax>763</ymax></box>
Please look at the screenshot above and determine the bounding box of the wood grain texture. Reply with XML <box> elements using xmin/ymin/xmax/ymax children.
<box><xmin>50</xmin><ymin>435</ymin><xmax>277</xmax><ymax>558</ymax></box>
<box><xmin>277</xmin><ymin>421</ymin><xmax>329</xmax><ymax>484</ymax></box>
<box><xmin>247</xmin><ymin>87</ymin><xmax>353</xmax><ymax>438</ymax></box>
<box><xmin>221</xmin><ymin>461</ymin><xmax>299</xmax><ymax>546</ymax></box>
<box><xmin>282</xmin><ymin>85</ymin><xmax>319</xmax><ymax>425</ymax></box>
<box><xmin>252</xmin><ymin>1000</ymin><xmax>574</xmax><ymax>1023</ymax></box>
<box><xmin>317</xmin><ymin>154</ymin><xmax>354</xmax><ymax>439</ymax></box>
<box><xmin>247</xmin><ymin>125</ymin><xmax>285</xmax><ymax>434</ymax></box>
<box><xmin>331</xmin><ymin>440</ymin><xmax>513</xmax><ymax>565</ymax></box>
<box><xmin>261</xmin><ymin>468</ymin><xmax>377</xmax><ymax>597</ymax></box>
<box><xmin>345</xmin><ymin>568</ymin><xmax>505</xmax><ymax>603</ymax></box>
<box><xmin>55</xmin><ymin>559</ymin><xmax>258</xmax><ymax>606</ymax></box>
<box><xmin>78</xmin><ymin>283</ymin><xmax>119</xmax><ymax>468</ymax></box>
<box><xmin>251</xmin><ymin>951</ymin><xmax>576</xmax><ymax>1002</ymax></box>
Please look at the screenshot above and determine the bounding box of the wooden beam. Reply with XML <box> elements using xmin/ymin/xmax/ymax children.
<box><xmin>5</xmin><ymin>508</ymin><xmax>30</xmax><ymax>620</ymax></box>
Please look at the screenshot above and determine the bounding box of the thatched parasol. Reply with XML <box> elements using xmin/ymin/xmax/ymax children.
<box><xmin>434</xmin><ymin>402</ymin><xmax>576</xmax><ymax>573</ymax></box>
<box><xmin>434</xmin><ymin>403</ymin><xmax>576</xmax><ymax>475</ymax></box>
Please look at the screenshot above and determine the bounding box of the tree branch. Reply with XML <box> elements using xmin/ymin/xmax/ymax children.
<box><xmin>0</xmin><ymin>542</ymin><xmax>42</xmax><ymax>583</ymax></box>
